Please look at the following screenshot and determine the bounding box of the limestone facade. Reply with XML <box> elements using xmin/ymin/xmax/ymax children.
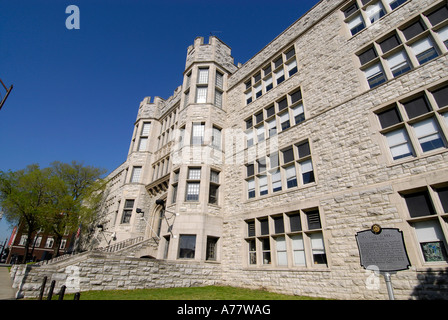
<box><xmin>93</xmin><ymin>0</ymin><xmax>448</xmax><ymax>299</ymax></box>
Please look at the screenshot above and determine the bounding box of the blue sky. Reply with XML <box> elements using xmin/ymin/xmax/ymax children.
<box><xmin>0</xmin><ymin>0</ymin><xmax>317</xmax><ymax>241</ymax></box>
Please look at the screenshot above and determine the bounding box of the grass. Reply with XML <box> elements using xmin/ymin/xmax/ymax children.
<box><xmin>58</xmin><ymin>285</ymin><xmax>325</xmax><ymax>300</ymax></box>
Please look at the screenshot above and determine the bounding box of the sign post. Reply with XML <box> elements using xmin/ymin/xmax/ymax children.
<box><xmin>356</xmin><ymin>224</ymin><xmax>411</xmax><ymax>300</ymax></box>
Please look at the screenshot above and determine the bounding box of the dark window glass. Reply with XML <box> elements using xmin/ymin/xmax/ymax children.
<box><xmin>306</xmin><ymin>210</ymin><xmax>321</xmax><ymax>230</ymax></box>
<box><xmin>266</xmin><ymin>105</ymin><xmax>275</xmax><ymax>117</ymax></box>
<box><xmin>274</xmin><ymin>216</ymin><xmax>284</xmax><ymax>234</ymax></box>
<box><xmin>402</xmin><ymin>20</ymin><xmax>426</xmax><ymax>40</ymax></box>
<box><xmin>378</xmin><ymin>106</ymin><xmax>402</xmax><ymax>128</ymax></box>
<box><xmin>432</xmin><ymin>85</ymin><xmax>448</xmax><ymax>108</ymax></box>
<box><xmin>404</xmin><ymin>191</ymin><xmax>436</xmax><ymax>218</ymax></box>
<box><xmin>254</xmin><ymin>73</ymin><xmax>261</xmax><ymax>83</ymax></box>
<box><xmin>360</xmin><ymin>0</ymin><xmax>370</xmax><ymax>6</ymax></box>
<box><xmin>358</xmin><ymin>47</ymin><xmax>377</xmax><ymax>65</ymax></box>
<box><xmin>247</xmin><ymin>221</ymin><xmax>255</xmax><ymax>237</ymax></box>
<box><xmin>209</xmin><ymin>184</ymin><xmax>218</xmax><ymax>204</ymax></box>
<box><xmin>403</xmin><ymin>96</ymin><xmax>431</xmax><ymax>119</ymax></box>
<box><xmin>379</xmin><ymin>34</ymin><xmax>401</xmax><ymax>53</ymax></box>
<box><xmin>245</xmin><ymin>80</ymin><xmax>251</xmax><ymax>90</ymax></box>
<box><xmin>263</xmin><ymin>65</ymin><xmax>271</xmax><ymax>76</ymax></box>
<box><xmin>282</xmin><ymin>148</ymin><xmax>294</xmax><ymax>163</ymax></box>
<box><xmin>260</xmin><ymin>219</ymin><xmax>269</xmax><ymax>235</ymax></box>
<box><xmin>436</xmin><ymin>187</ymin><xmax>448</xmax><ymax>213</ymax></box>
<box><xmin>389</xmin><ymin>0</ymin><xmax>406</xmax><ymax>10</ymax></box>
<box><xmin>206</xmin><ymin>237</ymin><xmax>218</xmax><ymax>261</ymax></box>
<box><xmin>278</xmin><ymin>98</ymin><xmax>288</xmax><ymax>111</ymax></box>
<box><xmin>343</xmin><ymin>3</ymin><xmax>358</xmax><ymax>18</ymax></box>
<box><xmin>274</xmin><ymin>57</ymin><xmax>283</xmax><ymax>69</ymax></box>
<box><xmin>285</xmin><ymin>48</ymin><xmax>296</xmax><ymax>60</ymax></box>
<box><xmin>426</xmin><ymin>5</ymin><xmax>448</xmax><ymax>26</ymax></box>
<box><xmin>297</xmin><ymin>141</ymin><xmax>310</xmax><ymax>158</ymax></box>
<box><xmin>246</xmin><ymin>118</ymin><xmax>253</xmax><ymax>129</ymax></box>
<box><xmin>302</xmin><ymin>170</ymin><xmax>315</xmax><ymax>184</ymax></box>
<box><xmin>290</xmin><ymin>90</ymin><xmax>302</xmax><ymax>104</ymax></box>
<box><xmin>289</xmin><ymin>213</ymin><xmax>302</xmax><ymax>232</ymax></box>
<box><xmin>178</xmin><ymin>235</ymin><xmax>196</xmax><ymax>259</ymax></box>
<box><xmin>246</xmin><ymin>164</ymin><xmax>254</xmax><ymax>177</ymax></box>
<box><xmin>255</xmin><ymin>112</ymin><xmax>263</xmax><ymax>124</ymax></box>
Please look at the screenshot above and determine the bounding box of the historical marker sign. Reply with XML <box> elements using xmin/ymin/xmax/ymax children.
<box><xmin>356</xmin><ymin>225</ymin><xmax>411</xmax><ymax>272</ymax></box>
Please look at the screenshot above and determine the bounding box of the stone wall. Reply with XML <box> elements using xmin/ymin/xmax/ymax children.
<box><xmin>10</xmin><ymin>251</ymin><xmax>222</xmax><ymax>299</ymax></box>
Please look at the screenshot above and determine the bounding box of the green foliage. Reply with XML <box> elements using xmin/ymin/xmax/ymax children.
<box><xmin>0</xmin><ymin>161</ymin><xmax>107</xmax><ymax>262</ymax></box>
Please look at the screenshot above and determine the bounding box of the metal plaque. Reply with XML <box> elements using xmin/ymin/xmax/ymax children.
<box><xmin>356</xmin><ymin>226</ymin><xmax>411</xmax><ymax>272</ymax></box>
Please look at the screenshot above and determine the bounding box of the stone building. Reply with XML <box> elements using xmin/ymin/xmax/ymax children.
<box><xmin>92</xmin><ymin>0</ymin><xmax>448</xmax><ymax>299</ymax></box>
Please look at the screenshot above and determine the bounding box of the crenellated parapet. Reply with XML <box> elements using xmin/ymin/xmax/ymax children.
<box><xmin>185</xmin><ymin>36</ymin><xmax>238</xmax><ymax>73</ymax></box>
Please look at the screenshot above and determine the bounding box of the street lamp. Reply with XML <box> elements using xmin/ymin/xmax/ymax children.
<box><xmin>96</xmin><ymin>224</ymin><xmax>116</xmax><ymax>245</ymax></box>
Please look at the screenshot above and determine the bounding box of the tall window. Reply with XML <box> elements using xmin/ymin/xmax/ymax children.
<box><xmin>130</xmin><ymin>166</ymin><xmax>142</xmax><ymax>183</ymax></box>
<box><xmin>121</xmin><ymin>199</ymin><xmax>134</xmax><ymax>224</ymax></box>
<box><xmin>211</xmin><ymin>126</ymin><xmax>221</xmax><ymax>149</ymax></box>
<box><xmin>197</xmin><ymin>68</ymin><xmax>209</xmax><ymax>84</ymax></box>
<box><xmin>178</xmin><ymin>235</ymin><xmax>196</xmax><ymax>259</ymax></box>
<box><xmin>402</xmin><ymin>186</ymin><xmax>448</xmax><ymax>263</ymax></box>
<box><xmin>191</xmin><ymin>123</ymin><xmax>205</xmax><ymax>145</ymax></box>
<box><xmin>209</xmin><ymin>170</ymin><xmax>220</xmax><ymax>204</ymax></box>
<box><xmin>138</xmin><ymin>122</ymin><xmax>150</xmax><ymax>151</ymax></box>
<box><xmin>186</xmin><ymin>168</ymin><xmax>201</xmax><ymax>201</ymax></box>
<box><xmin>206</xmin><ymin>236</ymin><xmax>218</xmax><ymax>261</ymax></box>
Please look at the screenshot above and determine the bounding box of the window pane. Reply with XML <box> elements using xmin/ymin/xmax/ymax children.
<box><xmin>297</xmin><ymin>141</ymin><xmax>310</xmax><ymax>158</ymax></box>
<box><xmin>196</xmin><ymin>87</ymin><xmax>207</xmax><ymax>103</ymax></box>
<box><xmin>366</xmin><ymin>2</ymin><xmax>385</xmax><ymax>23</ymax></box>
<box><xmin>403</xmin><ymin>96</ymin><xmax>431</xmax><ymax>119</ymax></box>
<box><xmin>348</xmin><ymin>14</ymin><xmax>365</xmax><ymax>35</ymax></box>
<box><xmin>426</xmin><ymin>5</ymin><xmax>448</xmax><ymax>26</ymax></box>
<box><xmin>411</xmin><ymin>37</ymin><xmax>438</xmax><ymax>65</ymax></box>
<box><xmin>437</xmin><ymin>25</ymin><xmax>448</xmax><ymax>48</ymax></box>
<box><xmin>289</xmin><ymin>213</ymin><xmax>302</xmax><ymax>232</ymax></box>
<box><xmin>138</xmin><ymin>138</ymin><xmax>148</xmax><ymax>151</ymax></box>
<box><xmin>412</xmin><ymin>118</ymin><xmax>445</xmax><ymax>152</ymax></box>
<box><xmin>385</xmin><ymin>129</ymin><xmax>413</xmax><ymax>160</ymax></box>
<box><xmin>131</xmin><ymin>167</ymin><xmax>142</xmax><ymax>183</ymax></box>
<box><xmin>278</xmin><ymin>98</ymin><xmax>288</xmax><ymax>111</ymax></box>
<box><xmin>260</xmin><ymin>219</ymin><xmax>269</xmax><ymax>235</ymax></box>
<box><xmin>186</xmin><ymin>182</ymin><xmax>200</xmax><ymax>201</ymax></box>
<box><xmin>291</xmin><ymin>235</ymin><xmax>306</xmax><ymax>266</ymax></box>
<box><xmin>290</xmin><ymin>90</ymin><xmax>302</xmax><ymax>104</ymax></box>
<box><xmin>178</xmin><ymin>235</ymin><xmax>196</xmax><ymax>259</ymax></box>
<box><xmin>378</xmin><ymin>106</ymin><xmax>402</xmax><ymax>128</ymax></box>
<box><xmin>246</xmin><ymin>164</ymin><xmax>254</xmax><ymax>177</ymax></box>
<box><xmin>248</xmin><ymin>239</ymin><xmax>257</xmax><ymax>264</ymax></box>
<box><xmin>276</xmin><ymin>236</ymin><xmax>288</xmax><ymax>266</ymax></box>
<box><xmin>292</xmin><ymin>104</ymin><xmax>305</xmax><ymax>125</ymax></box>
<box><xmin>310</xmin><ymin>233</ymin><xmax>327</xmax><ymax>265</ymax></box>
<box><xmin>188</xmin><ymin>168</ymin><xmax>201</xmax><ymax>180</ymax></box>
<box><xmin>215</xmin><ymin>72</ymin><xmax>223</xmax><ymax>89</ymax></box>
<box><xmin>191</xmin><ymin>123</ymin><xmax>204</xmax><ymax>145</ymax></box>
<box><xmin>343</xmin><ymin>3</ymin><xmax>358</xmax><ymax>18</ymax></box>
<box><xmin>247</xmin><ymin>221</ymin><xmax>256</xmax><ymax>237</ymax></box>
<box><xmin>358</xmin><ymin>47</ymin><xmax>377</xmax><ymax>65</ymax></box>
<box><xmin>259</xmin><ymin>175</ymin><xmax>268</xmax><ymax>195</ymax></box>
<box><xmin>198</xmin><ymin>68</ymin><xmax>209</xmax><ymax>84</ymax></box>
<box><xmin>436</xmin><ymin>187</ymin><xmax>448</xmax><ymax>213</ymax></box>
<box><xmin>306</xmin><ymin>210</ymin><xmax>321</xmax><ymax>230</ymax></box>
<box><xmin>282</xmin><ymin>148</ymin><xmax>294</xmax><ymax>163</ymax></box>
<box><xmin>404</xmin><ymin>191</ymin><xmax>436</xmax><ymax>218</ymax></box>
<box><xmin>141</xmin><ymin>123</ymin><xmax>151</xmax><ymax>136</ymax></box>
<box><xmin>414</xmin><ymin>220</ymin><xmax>448</xmax><ymax>262</ymax></box>
<box><xmin>402</xmin><ymin>20</ymin><xmax>426</xmax><ymax>40</ymax></box>
<box><xmin>386</xmin><ymin>51</ymin><xmax>411</xmax><ymax>77</ymax></box>
<box><xmin>364</xmin><ymin>63</ymin><xmax>386</xmax><ymax>88</ymax></box>
<box><xmin>248</xmin><ymin>178</ymin><xmax>255</xmax><ymax>199</ymax></box>
<box><xmin>432</xmin><ymin>85</ymin><xmax>448</xmax><ymax>108</ymax></box>
<box><xmin>379</xmin><ymin>34</ymin><xmax>401</xmax><ymax>53</ymax></box>
<box><xmin>274</xmin><ymin>216</ymin><xmax>284</xmax><ymax>233</ymax></box>
<box><xmin>301</xmin><ymin>160</ymin><xmax>315</xmax><ymax>184</ymax></box>
<box><xmin>285</xmin><ymin>165</ymin><xmax>298</xmax><ymax>188</ymax></box>
<box><xmin>262</xmin><ymin>238</ymin><xmax>271</xmax><ymax>264</ymax></box>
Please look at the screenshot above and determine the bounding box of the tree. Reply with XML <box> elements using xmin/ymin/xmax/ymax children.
<box><xmin>0</xmin><ymin>161</ymin><xmax>107</xmax><ymax>263</ymax></box>
<box><xmin>45</xmin><ymin>161</ymin><xmax>107</xmax><ymax>255</ymax></box>
<box><xmin>0</xmin><ymin>165</ymin><xmax>55</xmax><ymax>263</ymax></box>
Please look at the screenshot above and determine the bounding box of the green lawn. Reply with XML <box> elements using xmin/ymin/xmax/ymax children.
<box><xmin>59</xmin><ymin>285</ymin><xmax>325</xmax><ymax>300</ymax></box>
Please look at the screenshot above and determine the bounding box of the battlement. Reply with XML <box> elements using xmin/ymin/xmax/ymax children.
<box><xmin>185</xmin><ymin>36</ymin><xmax>237</xmax><ymax>73</ymax></box>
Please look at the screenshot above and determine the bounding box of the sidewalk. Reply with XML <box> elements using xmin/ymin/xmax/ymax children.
<box><xmin>0</xmin><ymin>265</ymin><xmax>16</xmax><ymax>300</ymax></box>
